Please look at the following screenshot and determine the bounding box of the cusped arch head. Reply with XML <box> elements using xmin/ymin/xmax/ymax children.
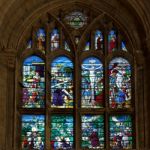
<box><xmin>1</xmin><ymin>0</ymin><xmax>147</xmax><ymax>62</ymax></box>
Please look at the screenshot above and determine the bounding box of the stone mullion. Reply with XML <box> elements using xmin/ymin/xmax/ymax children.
<box><xmin>75</xmin><ymin>50</ymin><xmax>80</xmax><ymax>150</ymax></box>
<box><xmin>60</xmin><ymin>27</ymin><xmax>63</xmax><ymax>50</ymax></box>
<box><xmin>117</xmin><ymin>32</ymin><xmax>122</xmax><ymax>51</ymax></box>
<box><xmin>45</xmin><ymin>25</ymin><xmax>50</xmax><ymax>150</ymax></box>
<box><xmin>104</xmin><ymin>29</ymin><xmax>109</xmax><ymax>150</ymax></box>
<box><xmin>135</xmin><ymin>63</ymin><xmax>145</xmax><ymax>149</ymax></box>
<box><xmin>91</xmin><ymin>31</ymin><xmax>94</xmax><ymax>50</ymax></box>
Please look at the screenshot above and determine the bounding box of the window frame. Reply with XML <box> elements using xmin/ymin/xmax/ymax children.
<box><xmin>16</xmin><ymin>15</ymin><xmax>136</xmax><ymax>150</ymax></box>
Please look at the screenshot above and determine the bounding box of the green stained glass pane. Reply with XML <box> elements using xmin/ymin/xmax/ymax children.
<box><xmin>50</xmin><ymin>115</ymin><xmax>74</xmax><ymax>149</ymax></box>
<box><xmin>109</xmin><ymin>115</ymin><xmax>133</xmax><ymax>149</ymax></box>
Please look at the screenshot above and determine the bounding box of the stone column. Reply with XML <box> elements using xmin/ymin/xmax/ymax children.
<box><xmin>0</xmin><ymin>49</ymin><xmax>16</xmax><ymax>150</ymax></box>
<box><xmin>134</xmin><ymin>51</ymin><xmax>145</xmax><ymax>149</ymax></box>
<box><xmin>145</xmin><ymin>53</ymin><xmax>150</xmax><ymax>149</ymax></box>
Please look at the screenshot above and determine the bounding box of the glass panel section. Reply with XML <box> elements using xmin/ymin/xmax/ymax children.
<box><xmin>36</xmin><ymin>28</ymin><xmax>46</xmax><ymax>53</ymax></box>
<box><xmin>64</xmin><ymin>41</ymin><xmax>71</xmax><ymax>51</ymax></box>
<box><xmin>27</xmin><ymin>39</ymin><xmax>32</xmax><ymax>49</ymax></box>
<box><xmin>51</xmin><ymin>115</ymin><xmax>74</xmax><ymax>149</ymax></box>
<box><xmin>51</xmin><ymin>56</ymin><xmax>74</xmax><ymax>108</ymax></box>
<box><xmin>82</xmin><ymin>57</ymin><xmax>104</xmax><ymax>108</ymax></box>
<box><xmin>109</xmin><ymin>115</ymin><xmax>133</xmax><ymax>149</ymax></box>
<box><xmin>22</xmin><ymin>56</ymin><xmax>45</xmax><ymax>108</ymax></box>
<box><xmin>84</xmin><ymin>35</ymin><xmax>90</xmax><ymax>51</ymax></box>
<box><xmin>95</xmin><ymin>30</ymin><xmax>103</xmax><ymax>51</ymax></box>
<box><xmin>122</xmin><ymin>41</ymin><xmax>127</xmax><ymax>51</ymax></box>
<box><xmin>82</xmin><ymin>115</ymin><xmax>104</xmax><ymax>149</ymax></box>
<box><xmin>108</xmin><ymin>30</ymin><xmax>117</xmax><ymax>53</ymax></box>
<box><xmin>21</xmin><ymin>115</ymin><xmax>45</xmax><ymax>150</ymax></box>
<box><xmin>75</xmin><ymin>36</ymin><xmax>80</xmax><ymax>45</ymax></box>
<box><xmin>65</xmin><ymin>11</ymin><xmax>88</xmax><ymax>29</ymax></box>
<box><xmin>84</xmin><ymin>41</ymin><xmax>90</xmax><ymax>51</ymax></box>
<box><xmin>51</xmin><ymin>28</ymin><xmax>59</xmax><ymax>50</ymax></box>
<box><xmin>109</xmin><ymin>58</ymin><xmax>131</xmax><ymax>108</ymax></box>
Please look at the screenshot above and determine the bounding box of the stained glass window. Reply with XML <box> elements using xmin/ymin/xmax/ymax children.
<box><xmin>51</xmin><ymin>56</ymin><xmax>74</xmax><ymax>108</ymax></box>
<box><xmin>81</xmin><ymin>57</ymin><xmax>104</xmax><ymax>108</ymax></box>
<box><xmin>109</xmin><ymin>57</ymin><xmax>131</xmax><ymax>108</ymax></box>
<box><xmin>22</xmin><ymin>56</ymin><xmax>45</xmax><ymax>108</ymax></box>
<box><xmin>108</xmin><ymin>30</ymin><xmax>117</xmax><ymax>53</ymax></box>
<box><xmin>27</xmin><ymin>39</ymin><xmax>32</xmax><ymax>49</ymax></box>
<box><xmin>36</xmin><ymin>28</ymin><xmax>46</xmax><ymax>53</ymax></box>
<box><xmin>95</xmin><ymin>30</ymin><xmax>103</xmax><ymax>51</ymax></box>
<box><xmin>109</xmin><ymin>115</ymin><xmax>133</xmax><ymax>149</ymax></box>
<box><xmin>122</xmin><ymin>41</ymin><xmax>128</xmax><ymax>51</ymax></box>
<box><xmin>65</xmin><ymin>11</ymin><xmax>87</xmax><ymax>29</ymax></box>
<box><xmin>82</xmin><ymin>115</ymin><xmax>104</xmax><ymax>149</ymax></box>
<box><xmin>84</xmin><ymin>36</ymin><xmax>90</xmax><ymax>51</ymax></box>
<box><xmin>21</xmin><ymin>9</ymin><xmax>135</xmax><ymax>150</ymax></box>
<box><xmin>51</xmin><ymin>28</ymin><xmax>60</xmax><ymax>50</ymax></box>
<box><xmin>21</xmin><ymin>115</ymin><xmax>45</xmax><ymax>150</ymax></box>
<box><xmin>51</xmin><ymin>115</ymin><xmax>74</xmax><ymax>149</ymax></box>
<box><xmin>64</xmin><ymin>41</ymin><xmax>71</xmax><ymax>51</ymax></box>
<box><xmin>75</xmin><ymin>36</ymin><xmax>80</xmax><ymax>45</ymax></box>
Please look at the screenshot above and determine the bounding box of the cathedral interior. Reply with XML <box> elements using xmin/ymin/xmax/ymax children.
<box><xmin>0</xmin><ymin>0</ymin><xmax>150</xmax><ymax>150</ymax></box>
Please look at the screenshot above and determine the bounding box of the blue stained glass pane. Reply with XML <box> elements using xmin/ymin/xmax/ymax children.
<box><xmin>21</xmin><ymin>115</ymin><xmax>45</xmax><ymax>150</ymax></box>
<box><xmin>95</xmin><ymin>30</ymin><xmax>103</xmax><ymax>51</ymax></box>
<box><xmin>109</xmin><ymin>115</ymin><xmax>133</xmax><ymax>149</ymax></box>
<box><xmin>22</xmin><ymin>56</ymin><xmax>45</xmax><ymax>108</ymax></box>
<box><xmin>81</xmin><ymin>57</ymin><xmax>104</xmax><ymax>108</ymax></box>
<box><xmin>36</xmin><ymin>28</ymin><xmax>46</xmax><ymax>53</ymax></box>
<box><xmin>51</xmin><ymin>115</ymin><xmax>74</xmax><ymax>149</ymax></box>
<box><xmin>23</xmin><ymin>56</ymin><xmax>44</xmax><ymax>65</ymax></box>
<box><xmin>109</xmin><ymin>58</ymin><xmax>131</xmax><ymax>108</ymax></box>
<box><xmin>84</xmin><ymin>41</ymin><xmax>90</xmax><ymax>51</ymax></box>
<box><xmin>51</xmin><ymin>28</ymin><xmax>59</xmax><ymax>50</ymax></box>
<box><xmin>108</xmin><ymin>30</ymin><xmax>117</xmax><ymax>53</ymax></box>
<box><xmin>51</xmin><ymin>56</ymin><xmax>74</xmax><ymax>108</ymax></box>
<box><xmin>122</xmin><ymin>41</ymin><xmax>127</xmax><ymax>51</ymax></box>
<box><xmin>82</xmin><ymin>115</ymin><xmax>104</xmax><ymax>149</ymax></box>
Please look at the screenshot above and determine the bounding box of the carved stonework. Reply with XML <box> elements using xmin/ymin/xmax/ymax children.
<box><xmin>0</xmin><ymin>40</ymin><xmax>6</xmax><ymax>52</ymax></box>
<box><xmin>0</xmin><ymin>49</ymin><xmax>17</xmax><ymax>69</ymax></box>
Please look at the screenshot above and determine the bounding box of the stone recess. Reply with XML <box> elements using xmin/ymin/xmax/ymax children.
<box><xmin>0</xmin><ymin>0</ymin><xmax>150</xmax><ymax>149</ymax></box>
